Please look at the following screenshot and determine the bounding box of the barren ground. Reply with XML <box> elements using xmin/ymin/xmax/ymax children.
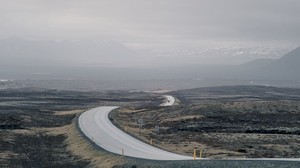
<box><xmin>1</xmin><ymin>86</ymin><xmax>300</xmax><ymax>168</ymax></box>
<box><xmin>114</xmin><ymin>85</ymin><xmax>300</xmax><ymax>159</ymax></box>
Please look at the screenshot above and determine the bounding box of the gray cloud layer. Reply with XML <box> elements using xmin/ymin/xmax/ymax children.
<box><xmin>0</xmin><ymin>0</ymin><xmax>299</xmax><ymax>71</ymax></box>
<box><xmin>1</xmin><ymin>0</ymin><xmax>299</xmax><ymax>46</ymax></box>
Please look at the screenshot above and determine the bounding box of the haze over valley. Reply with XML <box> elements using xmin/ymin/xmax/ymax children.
<box><xmin>1</xmin><ymin>0</ymin><xmax>299</xmax><ymax>87</ymax></box>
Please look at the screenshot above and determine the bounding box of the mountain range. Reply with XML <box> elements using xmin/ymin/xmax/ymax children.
<box><xmin>0</xmin><ymin>38</ymin><xmax>299</xmax><ymax>81</ymax></box>
<box><xmin>241</xmin><ymin>46</ymin><xmax>300</xmax><ymax>80</ymax></box>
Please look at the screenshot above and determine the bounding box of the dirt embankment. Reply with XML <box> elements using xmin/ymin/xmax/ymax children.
<box><xmin>44</xmin><ymin>111</ymin><xmax>126</xmax><ymax>168</ymax></box>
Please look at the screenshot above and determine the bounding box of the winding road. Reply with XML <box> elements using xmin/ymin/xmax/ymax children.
<box><xmin>78</xmin><ymin>95</ymin><xmax>300</xmax><ymax>161</ymax></box>
<box><xmin>160</xmin><ymin>95</ymin><xmax>176</xmax><ymax>106</ymax></box>
<box><xmin>78</xmin><ymin>95</ymin><xmax>191</xmax><ymax>160</ymax></box>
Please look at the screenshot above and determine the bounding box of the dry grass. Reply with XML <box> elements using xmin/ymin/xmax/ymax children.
<box><xmin>54</xmin><ymin>110</ymin><xmax>84</xmax><ymax>116</ymax></box>
<box><xmin>162</xmin><ymin>115</ymin><xmax>204</xmax><ymax>122</ymax></box>
<box><xmin>37</xmin><ymin>110</ymin><xmax>126</xmax><ymax>168</ymax></box>
<box><xmin>0</xmin><ymin>151</ymin><xmax>17</xmax><ymax>159</ymax></box>
<box><xmin>10</xmin><ymin>129</ymin><xmax>34</xmax><ymax>135</ymax></box>
<box><xmin>117</xmin><ymin>108</ymin><xmax>146</xmax><ymax>113</ymax></box>
<box><xmin>0</xmin><ymin>151</ymin><xmax>18</xmax><ymax>166</ymax></box>
<box><xmin>115</xmin><ymin>107</ymin><xmax>247</xmax><ymax>159</ymax></box>
<box><xmin>261</xmin><ymin>144</ymin><xmax>292</xmax><ymax>153</ymax></box>
<box><xmin>122</xmin><ymin>126</ymin><xmax>244</xmax><ymax>159</ymax></box>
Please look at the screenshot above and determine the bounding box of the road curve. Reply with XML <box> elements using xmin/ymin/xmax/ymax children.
<box><xmin>78</xmin><ymin>106</ymin><xmax>191</xmax><ymax>160</ymax></box>
<box><xmin>160</xmin><ymin>95</ymin><xmax>176</xmax><ymax>106</ymax></box>
<box><xmin>78</xmin><ymin>98</ymin><xmax>300</xmax><ymax>162</ymax></box>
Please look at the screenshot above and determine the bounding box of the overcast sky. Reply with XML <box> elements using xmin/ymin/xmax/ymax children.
<box><xmin>0</xmin><ymin>0</ymin><xmax>299</xmax><ymax>66</ymax></box>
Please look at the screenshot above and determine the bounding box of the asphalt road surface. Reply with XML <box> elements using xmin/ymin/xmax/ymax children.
<box><xmin>79</xmin><ymin>95</ymin><xmax>300</xmax><ymax>162</ymax></box>
<box><xmin>78</xmin><ymin>106</ymin><xmax>191</xmax><ymax>160</ymax></box>
<box><xmin>160</xmin><ymin>95</ymin><xmax>176</xmax><ymax>106</ymax></box>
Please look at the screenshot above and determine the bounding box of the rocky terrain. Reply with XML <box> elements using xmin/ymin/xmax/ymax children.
<box><xmin>0</xmin><ymin>88</ymin><xmax>160</xmax><ymax>167</ymax></box>
<box><xmin>115</xmin><ymin>85</ymin><xmax>300</xmax><ymax>159</ymax></box>
<box><xmin>1</xmin><ymin>86</ymin><xmax>300</xmax><ymax>168</ymax></box>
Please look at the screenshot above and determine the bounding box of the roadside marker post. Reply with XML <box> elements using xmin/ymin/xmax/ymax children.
<box><xmin>122</xmin><ymin>148</ymin><xmax>124</xmax><ymax>155</ymax></box>
<box><xmin>155</xmin><ymin>125</ymin><xmax>160</xmax><ymax>133</ymax></box>
<box><xmin>199</xmin><ymin>144</ymin><xmax>203</xmax><ymax>159</ymax></box>
<box><xmin>193</xmin><ymin>143</ymin><xmax>196</xmax><ymax>160</ymax></box>
<box><xmin>200</xmin><ymin>150</ymin><xmax>203</xmax><ymax>159</ymax></box>
<box><xmin>138</xmin><ymin>118</ymin><xmax>144</xmax><ymax>136</ymax></box>
<box><xmin>150</xmin><ymin>139</ymin><xmax>153</xmax><ymax>145</ymax></box>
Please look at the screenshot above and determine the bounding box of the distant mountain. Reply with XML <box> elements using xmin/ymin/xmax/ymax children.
<box><xmin>241</xmin><ymin>58</ymin><xmax>274</xmax><ymax>70</ymax></box>
<box><xmin>259</xmin><ymin>46</ymin><xmax>300</xmax><ymax>80</ymax></box>
<box><xmin>0</xmin><ymin>37</ymin><xmax>298</xmax><ymax>81</ymax></box>
<box><xmin>230</xmin><ymin>47</ymin><xmax>300</xmax><ymax>80</ymax></box>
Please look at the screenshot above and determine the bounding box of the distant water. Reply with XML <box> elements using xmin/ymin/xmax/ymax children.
<box><xmin>1</xmin><ymin>79</ymin><xmax>300</xmax><ymax>91</ymax></box>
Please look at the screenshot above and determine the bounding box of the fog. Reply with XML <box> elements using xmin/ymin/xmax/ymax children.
<box><xmin>0</xmin><ymin>0</ymin><xmax>299</xmax><ymax>81</ymax></box>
